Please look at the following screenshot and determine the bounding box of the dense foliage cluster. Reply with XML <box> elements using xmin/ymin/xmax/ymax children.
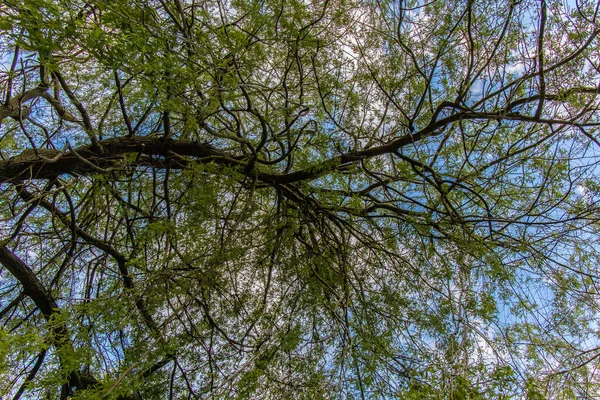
<box><xmin>0</xmin><ymin>0</ymin><xmax>599</xmax><ymax>398</ymax></box>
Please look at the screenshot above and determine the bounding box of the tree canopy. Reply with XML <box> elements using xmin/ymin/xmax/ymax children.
<box><xmin>0</xmin><ymin>0</ymin><xmax>599</xmax><ymax>398</ymax></box>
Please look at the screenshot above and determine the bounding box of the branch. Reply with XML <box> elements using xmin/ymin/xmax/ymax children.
<box><xmin>0</xmin><ymin>245</ymin><xmax>59</xmax><ymax>319</ymax></box>
<box><xmin>0</xmin><ymin>86</ymin><xmax>46</xmax><ymax>122</ymax></box>
<box><xmin>0</xmin><ymin>97</ymin><xmax>595</xmax><ymax>187</ymax></box>
<box><xmin>0</xmin><ymin>245</ymin><xmax>99</xmax><ymax>396</ymax></box>
<box><xmin>16</xmin><ymin>186</ymin><xmax>163</xmax><ymax>340</ymax></box>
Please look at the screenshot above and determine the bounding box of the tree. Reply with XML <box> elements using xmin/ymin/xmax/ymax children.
<box><xmin>0</xmin><ymin>0</ymin><xmax>599</xmax><ymax>398</ymax></box>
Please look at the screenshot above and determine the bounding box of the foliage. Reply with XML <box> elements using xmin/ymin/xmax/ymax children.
<box><xmin>0</xmin><ymin>0</ymin><xmax>599</xmax><ymax>398</ymax></box>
